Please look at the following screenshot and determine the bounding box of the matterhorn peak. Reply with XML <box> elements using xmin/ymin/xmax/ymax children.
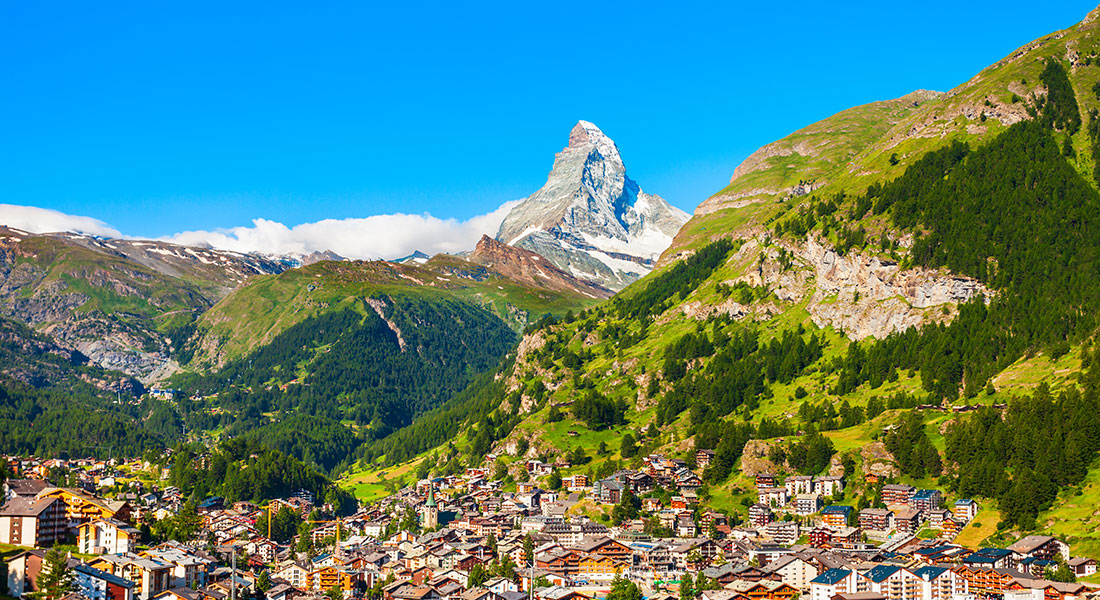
<box><xmin>567</xmin><ymin>120</ymin><xmax>622</xmax><ymax>164</ymax></box>
<box><xmin>494</xmin><ymin>121</ymin><xmax>689</xmax><ymax>290</ymax></box>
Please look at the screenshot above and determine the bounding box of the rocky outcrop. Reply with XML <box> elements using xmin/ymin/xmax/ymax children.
<box><xmin>366</xmin><ymin>297</ymin><xmax>407</xmax><ymax>351</ymax></box>
<box><xmin>496</xmin><ymin>121</ymin><xmax>689</xmax><ymax>290</ymax></box>
<box><xmin>0</xmin><ymin>227</ymin><xmax>234</xmax><ymax>382</ymax></box>
<box><xmin>745</xmin><ymin>236</ymin><xmax>990</xmax><ymax>339</ymax></box>
<box><xmin>678</xmin><ymin>234</ymin><xmax>989</xmax><ymax>340</ymax></box>
<box><xmin>0</xmin><ymin>316</ymin><xmax>143</xmax><ymax>392</ymax></box>
<box><xmin>468</xmin><ymin>235</ymin><xmax>612</xmax><ymax>299</ymax></box>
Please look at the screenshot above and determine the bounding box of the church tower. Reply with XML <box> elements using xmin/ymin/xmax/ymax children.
<box><xmin>422</xmin><ymin>483</ymin><xmax>438</xmax><ymax>529</ymax></box>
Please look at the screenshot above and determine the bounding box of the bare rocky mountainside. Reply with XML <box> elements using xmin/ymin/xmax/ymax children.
<box><xmin>0</xmin><ymin>226</ymin><xmax>290</xmax><ymax>383</ymax></box>
<box><xmin>496</xmin><ymin>120</ymin><xmax>689</xmax><ymax>290</ymax></box>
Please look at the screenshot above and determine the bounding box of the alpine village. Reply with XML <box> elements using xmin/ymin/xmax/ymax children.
<box><xmin>10</xmin><ymin>8</ymin><xmax>1100</xmax><ymax>600</ymax></box>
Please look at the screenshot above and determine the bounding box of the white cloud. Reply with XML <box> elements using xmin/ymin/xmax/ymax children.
<box><xmin>161</xmin><ymin>200</ymin><xmax>521</xmax><ymax>260</ymax></box>
<box><xmin>0</xmin><ymin>204</ymin><xmax>122</xmax><ymax>238</ymax></box>
<box><xmin>0</xmin><ymin>201</ymin><xmax>522</xmax><ymax>261</ymax></box>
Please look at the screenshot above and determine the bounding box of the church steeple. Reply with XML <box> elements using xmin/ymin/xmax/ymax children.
<box><xmin>422</xmin><ymin>481</ymin><xmax>438</xmax><ymax>529</ymax></box>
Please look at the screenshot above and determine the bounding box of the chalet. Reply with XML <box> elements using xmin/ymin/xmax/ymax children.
<box><xmin>593</xmin><ymin>479</ymin><xmax>622</xmax><ymax>504</ymax></box>
<box><xmin>7</xmin><ymin>549</ymin><xmax>46</xmax><ymax>598</ymax></box>
<box><xmin>576</xmin><ymin>552</ymin><xmax>628</xmax><ymax>581</ymax></box>
<box><xmin>4</xmin><ymin>479</ymin><xmax>48</xmax><ymax>500</ymax></box>
<box><xmin>307</xmin><ymin>565</ymin><xmax>357</xmax><ymax>593</ymax></box>
<box><xmin>484</xmin><ymin>577</ymin><xmax>518</xmax><ymax>595</ymax></box>
<box><xmin>676</xmin><ymin>472</ymin><xmax>703</xmax><ymax>492</ymax></box>
<box><xmin>962</xmin><ymin>548</ymin><xmax>1015</xmax><ymax>570</ymax></box>
<box><xmin>764</xmin><ymin>522</ymin><xmax>799</xmax><ymax>546</ymax></box>
<box><xmin>793</xmin><ymin>494</ymin><xmax>822</xmax><ymax>516</ymax></box>
<box><xmin>950</xmin><ymin>566</ymin><xmax>1018</xmax><ymax>596</ymax></box>
<box><xmin>89</xmin><ymin>553</ymin><xmax>173</xmax><ymax>600</ymax></box>
<box><xmin>725</xmin><ymin>580</ymin><xmax>800</xmax><ymax>600</ymax></box>
<box><xmin>669</xmin><ymin>539</ymin><xmax>719</xmax><ymax>569</ymax></box>
<box><xmin>1007</xmin><ymin>535</ymin><xmax>1070</xmax><ymax>562</ymax></box>
<box><xmin>763</xmin><ymin>554</ymin><xmax>819</xmax><ymax>591</ymax></box>
<box><xmin>813</xmin><ymin>476</ymin><xmax>844</xmax><ymax>497</ymax></box>
<box><xmin>1068</xmin><ymin>557</ymin><xmax>1096</xmax><ymax>577</ymax></box>
<box><xmin>858</xmin><ymin>509</ymin><xmax>893</xmax><ymax>532</ymax></box>
<box><xmin>940</xmin><ymin>518</ymin><xmax>963</xmax><ymax>538</ymax></box>
<box><xmin>561</xmin><ymin>475</ymin><xmax>588</xmax><ymax>491</ymax></box>
<box><xmin>749</xmin><ymin>504</ymin><xmax>773</xmax><ymax>528</ymax></box>
<box><xmin>0</xmin><ymin>496</ymin><xmax>66</xmax><ymax>547</ymax></box>
<box><xmin>756</xmin><ymin>474</ymin><xmax>777</xmax><ymax>488</ymax></box>
<box><xmin>952</xmin><ymin>499</ymin><xmax>979</xmax><ymax>522</ymax></box>
<box><xmin>758</xmin><ymin>487</ymin><xmax>789</xmax><ymax>507</ymax></box>
<box><xmin>696</xmin><ymin>450</ymin><xmax>715</xmax><ymax>469</ymax></box>
<box><xmin>459</xmin><ymin>589</ymin><xmax>499</xmax><ymax>600</ymax></box>
<box><xmin>911</xmin><ymin>489</ymin><xmax>942</xmax><ymax>512</ymax></box>
<box><xmin>36</xmin><ymin>487</ymin><xmax>131</xmax><ymax>529</ymax></box>
<box><xmin>625</xmin><ymin>472</ymin><xmax>655</xmax><ymax>494</ymax></box>
<box><xmin>78</xmin><ymin>518</ymin><xmax>141</xmax><ymax>555</ymax></box>
<box><xmin>821</xmin><ymin>505</ymin><xmax>852</xmax><ymax>528</ymax></box>
<box><xmin>893</xmin><ymin>510</ymin><xmax>921</xmax><ymax>535</ymax></box>
<box><xmin>831</xmin><ymin>527</ymin><xmax>861</xmax><ymax>549</ymax></box>
<box><xmin>861</xmin><ymin>565</ymin><xmax>922</xmax><ymax>600</ymax></box>
<box><xmin>676</xmin><ymin>515</ymin><xmax>698</xmax><ymax>538</ymax></box>
<box><xmin>809</xmin><ymin>526</ymin><xmax>833</xmax><ymax>548</ymax></box>
<box><xmin>785</xmin><ymin>476</ymin><xmax>814</xmax><ymax>496</ymax></box>
<box><xmin>274</xmin><ymin>562</ymin><xmax>310</xmax><ymax>589</ymax></box>
<box><xmin>266</xmin><ymin>583</ymin><xmax>302</xmax><ymax>600</ymax></box>
<box><xmin>73</xmin><ymin>563</ymin><xmax>135</xmax><ymax>600</ymax></box>
<box><xmin>924</xmin><ymin>509</ymin><xmax>951</xmax><ymax>529</ymax></box>
<box><xmin>910</xmin><ymin>565</ymin><xmax>960</xmax><ymax>600</ymax></box>
<box><xmin>574</xmin><ymin>537</ymin><xmax>632</xmax><ymax>562</ymax></box>
<box><xmin>810</xmin><ymin>569</ymin><xmax>865</xmax><ymax>600</ymax></box>
<box><xmin>881</xmin><ymin>484</ymin><xmax>916</xmax><ymax>506</ymax></box>
<box><xmin>1005</xmin><ymin>578</ymin><xmax>1088</xmax><ymax>600</ymax></box>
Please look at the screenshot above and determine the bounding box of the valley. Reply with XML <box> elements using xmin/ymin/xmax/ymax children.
<box><xmin>6</xmin><ymin>7</ymin><xmax>1100</xmax><ymax>600</ymax></box>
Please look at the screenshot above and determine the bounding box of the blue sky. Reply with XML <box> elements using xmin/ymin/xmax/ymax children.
<box><xmin>1</xmin><ymin>1</ymin><xmax>1095</xmax><ymax>247</ymax></box>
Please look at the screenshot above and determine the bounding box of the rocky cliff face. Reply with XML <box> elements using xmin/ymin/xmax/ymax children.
<box><xmin>0</xmin><ymin>315</ymin><xmax>143</xmax><ymax>393</ymax></box>
<box><xmin>496</xmin><ymin>121</ymin><xmax>689</xmax><ymax>290</ymax></box>
<box><xmin>694</xmin><ymin>235</ymin><xmax>991</xmax><ymax>340</ymax></box>
<box><xmin>0</xmin><ymin>226</ymin><xmax>291</xmax><ymax>382</ymax></box>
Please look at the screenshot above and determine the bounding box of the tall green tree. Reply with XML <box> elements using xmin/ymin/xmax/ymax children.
<box><xmin>679</xmin><ymin>572</ymin><xmax>695</xmax><ymax>600</ymax></box>
<box><xmin>31</xmin><ymin>548</ymin><xmax>73</xmax><ymax>600</ymax></box>
<box><xmin>607</xmin><ymin>576</ymin><xmax>642</xmax><ymax>600</ymax></box>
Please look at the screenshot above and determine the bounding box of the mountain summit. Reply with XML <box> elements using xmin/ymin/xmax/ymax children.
<box><xmin>495</xmin><ymin>121</ymin><xmax>689</xmax><ymax>290</ymax></box>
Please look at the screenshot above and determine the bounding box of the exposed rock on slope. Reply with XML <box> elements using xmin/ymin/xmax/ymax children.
<box><xmin>0</xmin><ymin>226</ymin><xmax>289</xmax><ymax>382</ymax></box>
<box><xmin>496</xmin><ymin>121</ymin><xmax>689</xmax><ymax>290</ymax></box>
<box><xmin>467</xmin><ymin>236</ymin><xmax>612</xmax><ymax>299</ymax></box>
<box><xmin>729</xmin><ymin>236</ymin><xmax>990</xmax><ymax>340</ymax></box>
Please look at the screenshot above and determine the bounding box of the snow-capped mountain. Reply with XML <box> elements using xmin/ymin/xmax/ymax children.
<box><xmin>495</xmin><ymin>121</ymin><xmax>689</xmax><ymax>290</ymax></box>
<box><xmin>393</xmin><ymin>250</ymin><xmax>431</xmax><ymax>265</ymax></box>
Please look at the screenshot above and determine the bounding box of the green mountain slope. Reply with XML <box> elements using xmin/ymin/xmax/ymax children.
<box><xmin>674</xmin><ymin>6</ymin><xmax>1100</xmax><ymax>255</ymax></box>
<box><xmin>164</xmin><ymin>242</ymin><xmax>605</xmax><ymax>471</ymax></box>
<box><xmin>348</xmin><ymin>7</ymin><xmax>1100</xmax><ymax>560</ymax></box>
<box><xmin>185</xmin><ymin>243</ymin><xmax>606</xmax><ymax>370</ymax></box>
